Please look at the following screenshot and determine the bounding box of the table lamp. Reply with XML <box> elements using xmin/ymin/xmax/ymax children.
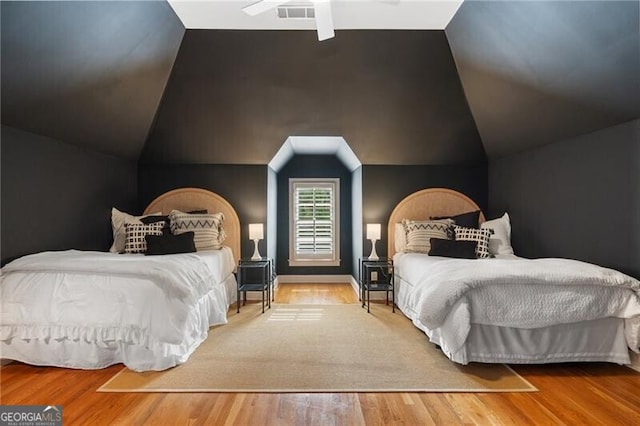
<box><xmin>366</xmin><ymin>223</ymin><xmax>381</xmax><ymax>260</ymax></box>
<box><xmin>249</xmin><ymin>223</ymin><xmax>264</xmax><ymax>260</ymax></box>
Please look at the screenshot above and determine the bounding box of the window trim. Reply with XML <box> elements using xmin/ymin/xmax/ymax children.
<box><xmin>288</xmin><ymin>178</ymin><xmax>340</xmax><ymax>267</ymax></box>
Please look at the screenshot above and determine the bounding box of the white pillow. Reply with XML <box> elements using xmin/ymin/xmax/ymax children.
<box><xmin>109</xmin><ymin>208</ymin><xmax>160</xmax><ymax>253</ymax></box>
<box><xmin>394</xmin><ymin>223</ymin><xmax>406</xmax><ymax>253</ymax></box>
<box><xmin>480</xmin><ymin>212</ymin><xmax>514</xmax><ymax>256</ymax></box>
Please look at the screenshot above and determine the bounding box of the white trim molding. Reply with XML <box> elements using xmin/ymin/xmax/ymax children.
<box><xmin>289</xmin><ymin>178</ymin><xmax>340</xmax><ymax>267</ymax></box>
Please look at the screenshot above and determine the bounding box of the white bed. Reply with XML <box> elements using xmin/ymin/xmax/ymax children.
<box><xmin>389</xmin><ymin>188</ymin><xmax>640</xmax><ymax>365</ymax></box>
<box><xmin>0</xmin><ymin>188</ymin><xmax>241</xmax><ymax>371</ymax></box>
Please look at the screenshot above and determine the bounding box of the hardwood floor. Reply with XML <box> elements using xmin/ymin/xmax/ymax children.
<box><xmin>1</xmin><ymin>283</ymin><xmax>639</xmax><ymax>425</ymax></box>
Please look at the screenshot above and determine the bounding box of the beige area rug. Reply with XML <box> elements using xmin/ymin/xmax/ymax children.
<box><xmin>99</xmin><ymin>303</ymin><xmax>536</xmax><ymax>393</ymax></box>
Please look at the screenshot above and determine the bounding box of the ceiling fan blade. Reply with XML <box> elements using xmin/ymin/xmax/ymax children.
<box><xmin>312</xmin><ymin>0</ymin><xmax>335</xmax><ymax>41</ymax></box>
<box><xmin>242</xmin><ymin>0</ymin><xmax>290</xmax><ymax>17</ymax></box>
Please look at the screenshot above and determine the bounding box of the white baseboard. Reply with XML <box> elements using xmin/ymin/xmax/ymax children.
<box><xmin>238</xmin><ymin>275</ymin><xmax>354</xmax><ymax>301</ymax></box>
<box><xmin>276</xmin><ymin>274</ymin><xmax>354</xmax><ymax>283</ymax></box>
<box><xmin>350</xmin><ymin>275</ymin><xmax>359</xmax><ymax>296</ymax></box>
<box><xmin>278</xmin><ymin>275</ymin><xmax>386</xmax><ymax>300</ymax></box>
<box><xmin>238</xmin><ymin>275</ymin><xmax>389</xmax><ymax>301</ymax></box>
<box><xmin>628</xmin><ymin>351</ymin><xmax>640</xmax><ymax>373</ymax></box>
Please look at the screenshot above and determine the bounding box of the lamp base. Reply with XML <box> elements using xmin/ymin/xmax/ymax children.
<box><xmin>251</xmin><ymin>239</ymin><xmax>262</xmax><ymax>260</ymax></box>
<box><xmin>368</xmin><ymin>239</ymin><xmax>379</xmax><ymax>261</ymax></box>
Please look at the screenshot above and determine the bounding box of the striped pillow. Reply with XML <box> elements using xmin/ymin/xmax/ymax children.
<box><xmin>454</xmin><ymin>226</ymin><xmax>492</xmax><ymax>259</ymax></box>
<box><xmin>402</xmin><ymin>219</ymin><xmax>454</xmax><ymax>254</ymax></box>
<box><xmin>169</xmin><ymin>210</ymin><xmax>226</xmax><ymax>251</ymax></box>
<box><xmin>124</xmin><ymin>222</ymin><xmax>165</xmax><ymax>254</ymax></box>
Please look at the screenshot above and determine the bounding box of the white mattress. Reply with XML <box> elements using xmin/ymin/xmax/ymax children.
<box><xmin>393</xmin><ymin>252</ymin><xmax>640</xmax><ymax>365</ymax></box>
<box><xmin>0</xmin><ymin>248</ymin><xmax>237</xmax><ymax>371</ymax></box>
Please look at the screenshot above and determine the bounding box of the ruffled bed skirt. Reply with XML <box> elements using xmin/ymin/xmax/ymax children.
<box><xmin>0</xmin><ymin>274</ymin><xmax>237</xmax><ymax>371</ymax></box>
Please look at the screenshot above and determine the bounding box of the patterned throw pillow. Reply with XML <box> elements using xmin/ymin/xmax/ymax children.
<box><xmin>169</xmin><ymin>210</ymin><xmax>226</xmax><ymax>251</ymax></box>
<box><xmin>454</xmin><ymin>226</ymin><xmax>492</xmax><ymax>259</ymax></box>
<box><xmin>110</xmin><ymin>208</ymin><xmax>161</xmax><ymax>253</ymax></box>
<box><xmin>402</xmin><ymin>219</ymin><xmax>454</xmax><ymax>253</ymax></box>
<box><xmin>124</xmin><ymin>222</ymin><xmax>165</xmax><ymax>254</ymax></box>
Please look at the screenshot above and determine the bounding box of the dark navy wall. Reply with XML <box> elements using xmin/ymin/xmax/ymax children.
<box><xmin>276</xmin><ymin>155</ymin><xmax>352</xmax><ymax>275</ymax></box>
<box><xmin>3</xmin><ymin>1</ymin><xmax>636</xmax><ymax>282</ymax></box>
<box><xmin>1</xmin><ymin>125</ymin><xmax>137</xmax><ymax>265</ymax></box>
<box><xmin>136</xmin><ymin>160</ymin><xmax>489</xmax><ymax>276</ymax></box>
<box><xmin>137</xmin><ymin>164</ymin><xmax>268</xmax><ymax>259</ymax></box>
<box><xmin>489</xmin><ymin>119</ymin><xmax>640</xmax><ymax>278</ymax></box>
<box><xmin>142</xmin><ymin>30</ymin><xmax>484</xmax><ymax>166</ymax></box>
<box><xmin>1</xmin><ymin>1</ymin><xmax>184</xmax><ymax>159</ymax></box>
<box><xmin>0</xmin><ymin>1</ymin><xmax>182</xmax><ymax>265</ymax></box>
<box><xmin>446</xmin><ymin>0</ymin><xmax>639</xmax><ymax>158</ymax></box>
<box><xmin>362</xmin><ymin>164</ymin><xmax>488</xmax><ymax>258</ymax></box>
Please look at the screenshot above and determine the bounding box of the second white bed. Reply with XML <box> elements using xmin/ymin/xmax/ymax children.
<box><xmin>394</xmin><ymin>252</ymin><xmax>640</xmax><ymax>365</ymax></box>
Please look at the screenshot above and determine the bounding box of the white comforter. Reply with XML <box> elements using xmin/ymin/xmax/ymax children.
<box><xmin>0</xmin><ymin>249</ymin><xmax>236</xmax><ymax>371</ymax></box>
<box><xmin>395</xmin><ymin>253</ymin><xmax>640</xmax><ymax>354</ymax></box>
<box><xmin>2</xmin><ymin>249</ymin><xmax>234</xmax><ymax>301</ymax></box>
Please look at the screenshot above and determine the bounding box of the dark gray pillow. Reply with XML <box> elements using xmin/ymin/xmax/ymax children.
<box><xmin>140</xmin><ymin>215</ymin><xmax>171</xmax><ymax>234</ymax></box>
<box><xmin>429</xmin><ymin>238</ymin><xmax>477</xmax><ymax>259</ymax></box>
<box><xmin>145</xmin><ymin>232</ymin><xmax>196</xmax><ymax>255</ymax></box>
<box><xmin>431</xmin><ymin>210</ymin><xmax>481</xmax><ymax>229</ymax></box>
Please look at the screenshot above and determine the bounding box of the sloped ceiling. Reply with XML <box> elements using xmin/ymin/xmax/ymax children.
<box><xmin>2</xmin><ymin>1</ymin><xmax>636</xmax><ymax>164</ymax></box>
<box><xmin>1</xmin><ymin>1</ymin><xmax>184</xmax><ymax>160</ymax></box>
<box><xmin>141</xmin><ymin>29</ymin><xmax>485</xmax><ymax>165</ymax></box>
<box><xmin>446</xmin><ymin>0</ymin><xmax>640</xmax><ymax>159</ymax></box>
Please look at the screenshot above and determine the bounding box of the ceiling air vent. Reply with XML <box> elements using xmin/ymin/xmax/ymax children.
<box><xmin>277</xmin><ymin>4</ymin><xmax>315</xmax><ymax>19</ymax></box>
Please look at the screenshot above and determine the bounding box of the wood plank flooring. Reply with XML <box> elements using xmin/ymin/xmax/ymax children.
<box><xmin>1</xmin><ymin>283</ymin><xmax>639</xmax><ymax>425</ymax></box>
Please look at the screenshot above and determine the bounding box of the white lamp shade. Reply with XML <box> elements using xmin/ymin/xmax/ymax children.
<box><xmin>249</xmin><ymin>223</ymin><xmax>264</xmax><ymax>240</ymax></box>
<box><xmin>366</xmin><ymin>223</ymin><xmax>381</xmax><ymax>240</ymax></box>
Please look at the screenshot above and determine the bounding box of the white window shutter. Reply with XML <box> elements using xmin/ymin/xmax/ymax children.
<box><xmin>289</xmin><ymin>179</ymin><xmax>340</xmax><ymax>266</ymax></box>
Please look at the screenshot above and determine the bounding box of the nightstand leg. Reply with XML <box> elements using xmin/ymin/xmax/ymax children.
<box><xmin>392</xmin><ymin>288</ymin><xmax>395</xmax><ymax>313</ymax></box>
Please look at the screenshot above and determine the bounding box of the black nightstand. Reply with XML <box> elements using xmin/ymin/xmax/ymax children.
<box><xmin>236</xmin><ymin>258</ymin><xmax>275</xmax><ymax>313</ymax></box>
<box><xmin>359</xmin><ymin>258</ymin><xmax>394</xmax><ymax>313</ymax></box>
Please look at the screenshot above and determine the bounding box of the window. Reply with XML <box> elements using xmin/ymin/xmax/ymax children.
<box><xmin>289</xmin><ymin>178</ymin><xmax>340</xmax><ymax>266</ymax></box>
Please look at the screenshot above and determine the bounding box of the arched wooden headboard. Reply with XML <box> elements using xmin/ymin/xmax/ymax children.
<box><xmin>144</xmin><ymin>188</ymin><xmax>241</xmax><ymax>262</ymax></box>
<box><xmin>387</xmin><ymin>188</ymin><xmax>485</xmax><ymax>259</ymax></box>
